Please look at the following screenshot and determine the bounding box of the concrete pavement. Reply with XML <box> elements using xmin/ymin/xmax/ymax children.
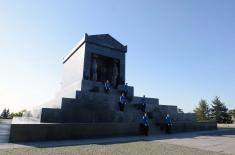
<box><xmin>1</xmin><ymin>119</ymin><xmax>234</xmax><ymax>155</ymax></box>
<box><xmin>157</xmin><ymin>128</ymin><xmax>235</xmax><ymax>155</ymax></box>
<box><xmin>0</xmin><ymin>127</ymin><xmax>234</xmax><ymax>154</ymax></box>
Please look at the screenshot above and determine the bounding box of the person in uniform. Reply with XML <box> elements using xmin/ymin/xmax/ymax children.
<box><xmin>119</xmin><ymin>93</ymin><xmax>126</xmax><ymax>111</ymax></box>
<box><xmin>104</xmin><ymin>80</ymin><xmax>111</xmax><ymax>93</ymax></box>
<box><xmin>140</xmin><ymin>95</ymin><xmax>146</xmax><ymax>112</ymax></box>
<box><xmin>165</xmin><ymin>114</ymin><xmax>172</xmax><ymax>134</ymax></box>
<box><xmin>123</xmin><ymin>83</ymin><xmax>128</xmax><ymax>97</ymax></box>
<box><xmin>142</xmin><ymin>112</ymin><xmax>149</xmax><ymax>136</ymax></box>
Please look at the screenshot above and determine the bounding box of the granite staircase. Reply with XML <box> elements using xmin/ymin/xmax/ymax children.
<box><xmin>41</xmin><ymin>89</ymin><xmax>147</xmax><ymax>124</ymax></box>
<box><xmin>10</xmin><ymin>87</ymin><xmax>161</xmax><ymax>142</ymax></box>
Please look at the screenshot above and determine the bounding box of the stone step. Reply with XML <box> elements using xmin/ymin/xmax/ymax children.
<box><xmin>42</xmin><ymin>92</ymin><xmax>151</xmax><ymax>123</ymax></box>
<box><xmin>61</xmin><ymin>98</ymin><xmax>145</xmax><ymax>116</ymax></box>
<box><xmin>9</xmin><ymin>122</ymin><xmax>148</xmax><ymax>142</ymax></box>
<box><xmin>42</xmin><ymin>101</ymin><xmax>144</xmax><ymax>123</ymax></box>
<box><xmin>76</xmin><ymin>91</ymin><xmax>119</xmax><ymax>100</ymax></box>
<box><xmin>81</xmin><ymin>80</ymin><xmax>134</xmax><ymax>98</ymax></box>
<box><xmin>149</xmin><ymin>124</ymin><xmax>163</xmax><ymax>134</ymax></box>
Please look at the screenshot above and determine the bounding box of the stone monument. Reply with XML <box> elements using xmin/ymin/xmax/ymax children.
<box><xmin>9</xmin><ymin>34</ymin><xmax>217</xmax><ymax>142</ymax></box>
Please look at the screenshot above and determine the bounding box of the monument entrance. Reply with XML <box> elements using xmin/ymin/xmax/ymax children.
<box><xmin>91</xmin><ymin>53</ymin><xmax>120</xmax><ymax>86</ymax></box>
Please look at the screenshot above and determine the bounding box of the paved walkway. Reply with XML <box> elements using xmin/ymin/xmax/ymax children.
<box><xmin>1</xmin><ymin>119</ymin><xmax>234</xmax><ymax>154</ymax></box>
<box><xmin>158</xmin><ymin>128</ymin><xmax>235</xmax><ymax>155</ymax></box>
<box><xmin>0</xmin><ymin>128</ymin><xmax>234</xmax><ymax>154</ymax></box>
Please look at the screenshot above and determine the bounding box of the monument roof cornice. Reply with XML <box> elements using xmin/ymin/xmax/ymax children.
<box><xmin>63</xmin><ymin>33</ymin><xmax>127</xmax><ymax>64</ymax></box>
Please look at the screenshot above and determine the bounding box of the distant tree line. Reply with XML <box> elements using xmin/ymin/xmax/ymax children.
<box><xmin>0</xmin><ymin>108</ymin><xmax>25</xmax><ymax>119</ymax></box>
<box><xmin>194</xmin><ymin>96</ymin><xmax>234</xmax><ymax>123</ymax></box>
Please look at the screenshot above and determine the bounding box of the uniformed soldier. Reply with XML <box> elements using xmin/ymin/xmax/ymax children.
<box><xmin>140</xmin><ymin>95</ymin><xmax>146</xmax><ymax>112</ymax></box>
<box><xmin>165</xmin><ymin>114</ymin><xmax>172</xmax><ymax>134</ymax></box>
<box><xmin>142</xmin><ymin>112</ymin><xmax>149</xmax><ymax>136</ymax></box>
<box><xmin>124</xmin><ymin>83</ymin><xmax>128</xmax><ymax>97</ymax></box>
<box><xmin>104</xmin><ymin>80</ymin><xmax>111</xmax><ymax>93</ymax></box>
<box><xmin>119</xmin><ymin>93</ymin><xmax>126</xmax><ymax>111</ymax></box>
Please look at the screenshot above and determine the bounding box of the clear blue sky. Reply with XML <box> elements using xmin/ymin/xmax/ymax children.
<box><xmin>0</xmin><ymin>0</ymin><xmax>234</xmax><ymax>113</ymax></box>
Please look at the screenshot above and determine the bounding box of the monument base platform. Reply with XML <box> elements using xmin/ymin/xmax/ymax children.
<box><xmin>9</xmin><ymin>122</ymin><xmax>217</xmax><ymax>142</ymax></box>
<box><xmin>9</xmin><ymin>123</ymin><xmax>141</xmax><ymax>142</ymax></box>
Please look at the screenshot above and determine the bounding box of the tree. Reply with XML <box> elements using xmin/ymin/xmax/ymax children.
<box><xmin>194</xmin><ymin>99</ymin><xmax>210</xmax><ymax>121</ymax></box>
<box><xmin>210</xmin><ymin>96</ymin><xmax>232</xmax><ymax>123</ymax></box>
<box><xmin>0</xmin><ymin>108</ymin><xmax>10</xmax><ymax>119</ymax></box>
<box><xmin>228</xmin><ymin>109</ymin><xmax>235</xmax><ymax>122</ymax></box>
<box><xmin>10</xmin><ymin>109</ymin><xmax>26</xmax><ymax>118</ymax></box>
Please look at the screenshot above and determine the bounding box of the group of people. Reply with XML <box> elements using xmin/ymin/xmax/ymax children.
<box><xmin>141</xmin><ymin>112</ymin><xmax>173</xmax><ymax>136</ymax></box>
<box><xmin>104</xmin><ymin>80</ymin><xmax>128</xmax><ymax>112</ymax></box>
<box><xmin>103</xmin><ymin>80</ymin><xmax>172</xmax><ymax>136</ymax></box>
<box><xmin>139</xmin><ymin>98</ymin><xmax>173</xmax><ymax>136</ymax></box>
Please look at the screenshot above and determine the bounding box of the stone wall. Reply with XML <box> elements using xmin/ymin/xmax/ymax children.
<box><xmin>171</xmin><ymin>121</ymin><xmax>217</xmax><ymax>132</ymax></box>
<box><xmin>9</xmin><ymin>123</ymin><xmax>141</xmax><ymax>142</ymax></box>
<box><xmin>9</xmin><ymin>121</ymin><xmax>217</xmax><ymax>142</ymax></box>
<box><xmin>61</xmin><ymin>43</ymin><xmax>86</xmax><ymax>90</ymax></box>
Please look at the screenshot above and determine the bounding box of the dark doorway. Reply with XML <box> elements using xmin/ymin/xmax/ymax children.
<box><xmin>91</xmin><ymin>53</ymin><xmax>120</xmax><ymax>85</ymax></box>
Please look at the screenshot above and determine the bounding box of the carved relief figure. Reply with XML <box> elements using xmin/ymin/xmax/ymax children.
<box><xmin>84</xmin><ymin>71</ymin><xmax>89</xmax><ymax>80</ymax></box>
<box><xmin>92</xmin><ymin>58</ymin><xmax>97</xmax><ymax>81</ymax></box>
<box><xmin>112</xmin><ymin>60</ymin><xmax>118</xmax><ymax>86</ymax></box>
<box><xmin>100</xmin><ymin>67</ymin><xmax>107</xmax><ymax>81</ymax></box>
